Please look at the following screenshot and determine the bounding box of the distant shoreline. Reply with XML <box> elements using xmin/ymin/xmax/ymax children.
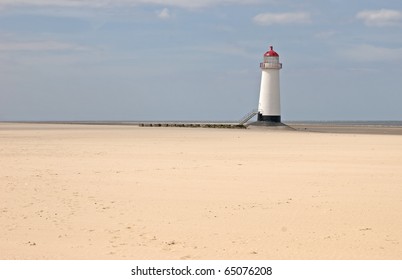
<box><xmin>1</xmin><ymin>121</ymin><xmax>402</xmax><ymax>135</ymax></box>
<box><xmin>287</xmin><ymin>122</ymin><xmax>402</xmax><ymax>135</ymax></box>
<box><xmin>2</xmin><ymin>120</ymin><xmax>402</xmax><ymax>124</ymax></box>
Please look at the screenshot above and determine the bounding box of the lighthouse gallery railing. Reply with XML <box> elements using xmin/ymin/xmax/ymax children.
<box><xmin>260</xmin><ymin>62</ymin><xmax>282</xmax><ymax>69</ymax></box>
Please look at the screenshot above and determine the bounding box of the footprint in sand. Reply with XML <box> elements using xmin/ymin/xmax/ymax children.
<box><xmin>166</xmin><ymin>240</ymin><xmax>176</xmax><ymax>246</ymax></box>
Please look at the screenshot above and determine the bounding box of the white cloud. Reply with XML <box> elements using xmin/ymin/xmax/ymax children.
<box><xmin>253</xmin><ymin>12</ymin><xmax>311</xmax><ymax>26</ymax></box>
<box><xmin>356</xmin><ymin>9</ymin><xmax>402</xmax><ymax>26</ymax></box>
<box><xmin>341</xmin><ymin>44</ymin><xmax>402</xmax><ymax>62</ymax></box>
<box><xmin>156</xmin><ymin>8</ymin><xmax>171</xmax><ymax>19</ymax></box>
<box><xmin>141</xmin><ymin>0</ymin><xmax>262</xmax><ymax>9</ymax></box>
<box><xmin>0</xmin><ymin>41</ymin><xmax>90</xmax><ymax>52</ymax></box>
<box><xmin>0</xmin><ymin>0</ymin><xmax>102</xmax><ymax>8</ymax></box>
<box><xmin>0</xmin><ymin>0</ymin><xmax>263</xmax><ymax>9</ymax></box>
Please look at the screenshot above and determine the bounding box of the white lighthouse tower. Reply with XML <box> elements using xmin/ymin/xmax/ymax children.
<box><xmin>257</xmin><ymin>46</ymin><xmax>283</xmax><ymax>124</ymax></box>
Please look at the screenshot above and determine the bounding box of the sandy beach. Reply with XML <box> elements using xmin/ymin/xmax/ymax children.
<box><xmin>0</xmin><ymin>123</ymin><xmax>401</xmax><ymax>260</ymax></box>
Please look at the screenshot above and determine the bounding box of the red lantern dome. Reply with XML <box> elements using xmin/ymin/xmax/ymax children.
<box><xmin>264</xmin><ymin>46</ymin><xmax>279</xmax><ymax>57</ymax></box>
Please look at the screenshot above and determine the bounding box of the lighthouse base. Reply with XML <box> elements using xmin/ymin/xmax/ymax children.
<box><xmin>257</xmin><ymin>114</ymin><xmax>281</xmax><ymax>123</ymax></box>
<box><xmin>247</xmin><ymin>114</ymin><xmax>294</xmax><ymax>130</ymax></box>
<box><xmin>248</xmin><ymin>121</ymin><xmax>286</xmax><ymax>127</ymax></box>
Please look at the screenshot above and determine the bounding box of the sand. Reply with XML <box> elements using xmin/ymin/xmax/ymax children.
<box><xmin>1</xmin><ymin>123</ymin><xmax>401</xmax><ymax>260</ymax></box>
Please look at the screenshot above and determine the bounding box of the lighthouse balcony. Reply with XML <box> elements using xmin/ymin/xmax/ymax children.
<box><xmin>260</xmin><ymin>62</ymin><xmax>282</xmax><ymax>69</ymax></box>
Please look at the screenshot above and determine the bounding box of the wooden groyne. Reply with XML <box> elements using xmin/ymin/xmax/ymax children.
<box><xmin>138</xmin><ymin>123</ymin><xmax>246</xmax><ymax>129</ymax></box>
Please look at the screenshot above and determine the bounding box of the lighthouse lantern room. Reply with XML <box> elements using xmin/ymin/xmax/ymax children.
<box><xmin>257</xmin><ymin>46</ymin><xmax>283</xmax><ymax>123</ymax></box>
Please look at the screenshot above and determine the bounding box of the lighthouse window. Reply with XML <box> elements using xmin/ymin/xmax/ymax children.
<box><xmin>265</xmin><ymin>57</ymin><xmax>279</xmax><ymax>64</ymax></box>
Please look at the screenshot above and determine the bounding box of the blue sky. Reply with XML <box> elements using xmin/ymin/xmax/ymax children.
<box><xmin>1</xmin><ymin>0</ymin><xmax>402</xmax><ymax>121</ymax></box>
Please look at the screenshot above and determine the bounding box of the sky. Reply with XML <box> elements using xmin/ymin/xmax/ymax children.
<box><xmin>1</xmin><ymin>0</ymin><xmax>402</xmax><ymax>121</ymax></box>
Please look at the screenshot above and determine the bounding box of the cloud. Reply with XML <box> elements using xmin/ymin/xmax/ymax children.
<box><xmin>156</xmin><ymin>8</ymin><xmax>171</xmax><ymax>19</ymax></box>
<box><xmin>0</xmin><ymin>40</ymin><xmax>90</xmax><ymax>52</ymax></box>
<box><xmin>341</xmin><ymin>44</ymin><xmax>402</xmax><ymax>62</ymax></box>
<box><xmin>356</xmin><ymin>9</ymin><xmax>402</xmax><ymax>26</ymax></box>
<box><xmin>253</xmin><ymin>12</ymin><xmax>311</xmax><ymax>25</ymax></box>
<box><xmin>0</xmin><ymin>0</ymin><xmax>101</xmax><ymax>8</ymax></box>
<box><xmin>0</xmin><ymin>0</ymin><xmax>263</xmax><ymax>10</ymax></box>
<box><xmin>141</xmin><ymin>0</ymin><xmax>263</xmax><ymax>9</ymax></box>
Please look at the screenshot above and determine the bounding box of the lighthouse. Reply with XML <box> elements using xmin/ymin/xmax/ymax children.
<box><xmin>257</xmin><ymin>46</ymin><xmax>283</xmax><ymax>124</ymax></box>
